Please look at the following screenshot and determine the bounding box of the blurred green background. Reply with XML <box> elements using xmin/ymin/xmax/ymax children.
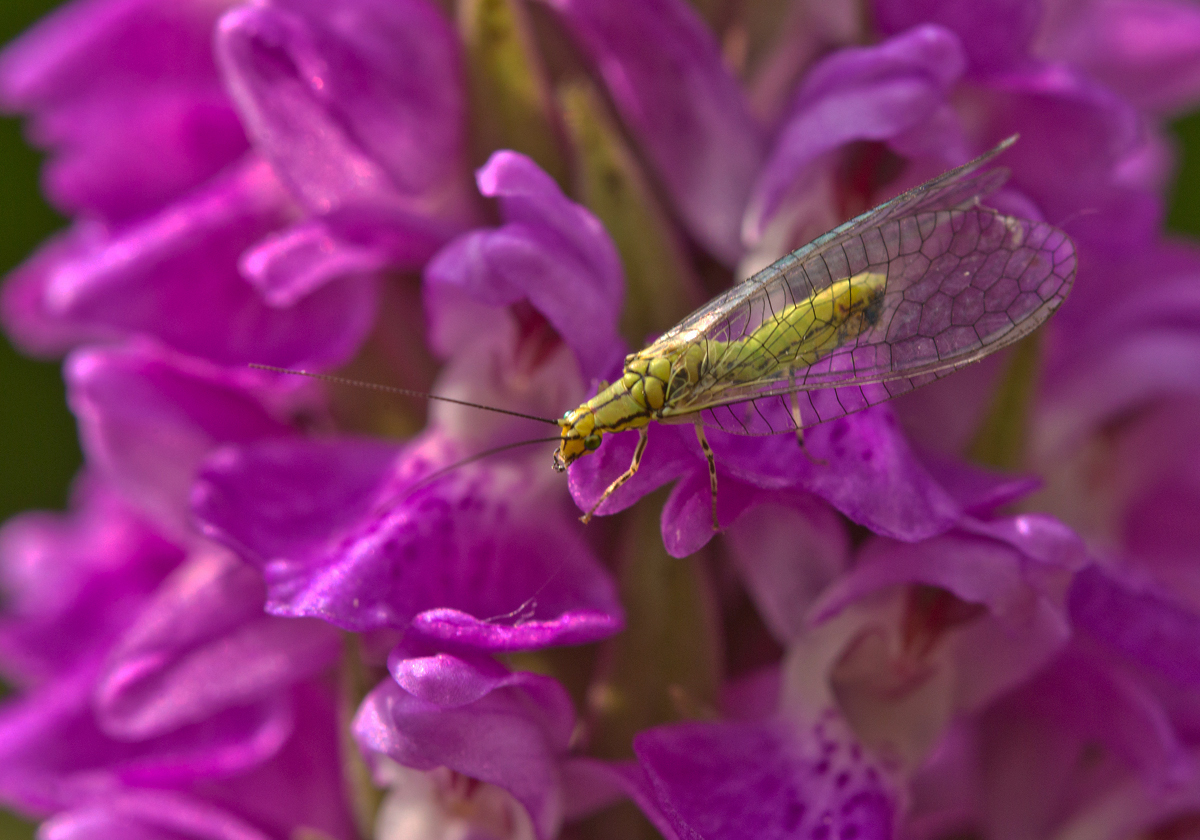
<box><xmin>1</xmin><ymin>0</ymin><xmax>1200</xmax><ymax>837</ymax></box>
<box><xmin>1</xmin><ymin>7</ymin><xmax>76</xmax><ymax>840</ymax></box>
<box><xmin>1173</xmin><ymin>112</ymin><xmax>1200</xmax><ymax>236</ymax></box>
<box><xmin>0</xmin><ymin>13</ymin><xmax>72</xmax><ymax>590</ymax></box>
<box><xmin>1</xmin><ymin>0</ymin><xmax>78</xmax><ymax>534</ymax></box>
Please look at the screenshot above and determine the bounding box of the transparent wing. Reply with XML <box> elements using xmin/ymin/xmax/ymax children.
<box><xmin>649</xmin><ymin>140</ymin><xmax>1078</xmax><ymax>436</ymax></box>
<box><xmin>648</xmin><ymin>137</ymin><xmax>1019</xmax><ymax>353</ymax></box>
<box><xmin>691</xmin><ymin>374</ymin><xmax>949</xmax><ymax>437</ymax></box>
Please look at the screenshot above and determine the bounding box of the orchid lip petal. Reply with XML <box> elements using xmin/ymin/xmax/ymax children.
<box><xmin>633</xmin><ymin>717</ymin><xmax>897</xmax><ymax>840</ymax></box>
<box><xmin>193</xmin><ymin>436</ymin><xmax>623</xmax><ymax>651</ymax></box>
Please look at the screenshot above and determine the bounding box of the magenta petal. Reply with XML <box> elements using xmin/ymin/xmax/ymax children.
<box><xmin>1069</xmin><ymin>565</ymin><xmax>1200</xmax><ymax>689</ymax></box>
<box><xmin>388</xmin><ymin>650</ymin><xmax>512</xmax><ymax>708</ymax></box>
<box><xmin>1043</xmin><ymin>244</ymin><xmax>1200</xmax><ymax>449</ymax></box>
<box><xmin>94</xmin><ymin>550</ymin><xmax>339</xmax><ymax>740</ymax></box>
<box><xmin>426</xmin><ymin>152</ymin><xmax>625</xmax><ymax>379</ymax></box>
<box><xmin>874</xmin><ymin>0</ymin><xmax>1041</xmax><ymax>71</ymax></box>
<box><xmin>195</xmin><ymin>681</ymin><xmax>356</xmax><ymax>840</ymax></box>
<box><xmin>787</xmin><ymin>413</ymin><xmax>962</xmax><ymax>540</ymax></box>
<box><xmin>260</xmin><ymin>0</ymin><xmax>467</xmax><ymax>210</ymax></box>
<box><xmin>0</xmin><ymin>475</ymin><xmax>182</xmax><ymax>684</ymax></box>
<box><xmin>959</xmin><ymin>514</ymin><xmax>1088</xmax><ymax>570</ymax></box>
<box><xmin>111</xmin><ymin>697</ymin><xmax>294</xmax><ymax>791</ymax></box>
<box><xmin>707</xmin><ymin>410</ymin><xmax>961</xmax><ymax>541</ymax></box>
<box><xmin>0</xmin><ymin>0</ymin><xmax>247</xmax><ymax>222</ymax></box>
<box><xmin>799</xmin><ymin>24</ymin><xmax>964</xmax><ymax>97</ymax></box>
<box><xmin>39</xmin><ymin>791</ymin><xmax>273</xmax><ymax>840</ymax></box>
<box><xmin>746</xmin><ymin>25</ymin><xmax>967</xmax><ymax>240</ymax></box>
<box><xmin>541</xmin><ymin>0</ymin><xmax>763</xmax><ymax>264</ymax></box>
<box><xmin>560</xmin><ymin>759</ymin><xmax>681</xmax><ymax>840</ymax></box>
<box><xmin>33</xmin><ymin>87</ymin><xmax>248</xmax><ymax>226</ymax></box>
<box><xmin>0</xmin><ymin>660</ymin><xmax>292</xmax><ymax>813</ymax></box>
<box><xmin>1092</xmin><ymin>400</ymin><xmax>1200</xmax><ymax>572</ymax></box>
<box><xmin>31</xmin><ymin>683</ymin><xmax>351</xmax><ymax>840</ymax></box>
<box><xmin>978</xmin><ymin>647</ymin><xmax>1191</xmax><ymax>840</ymax></box>
<box><xmin>1054</xmin><ymin>241</ymin><xmax>1200</xmax><ymax>362</ymax></box>
<box><xmin>0</xmin><ymin>0</ymin><xmax>225</xmax><ymax>112</ymax></box>
<box><xmin>216</xmin><ymin>0</ymin><xmax>473</xmax><ymax>251</ymax></box>
<box><xmin>6</xmin><ymin>198</ymin><xmax>376</xmax><ymax>368</ymax></box>
<box><xmin>660</xmin><ymin>472</ymin><xmax>763</xmax><ymax>558</ymax></box>
<box><xmin>386</xmin><ymin>648</ymin><xmax>575</xmax><ymax>743</ymax></box>
<box><xmin>240</xmin><ymin>220</ymin><xmax>391</xmax><ymax>307</ymax></box>
<box><xmin>1040</xmin><ymin>0</ymin><xmax>1200</xmax><ymax>114</ymax></box>
<box><xmin>724</xmin><ymin>497</ymin><xmax>849</xmax><ymax>642</ymax></box>
<box><xmin>990</xmin><ymin>64</ymin><xmax>1160</xmax><ymax>251</ymax></box>
<box><xmin>916</xmin><ymin>451</ymin><xmax>1040</xmax><ymax>515</ymax></box>
<box><xmin>194</xmin><ymin>437</ymin><xmax>399</xmax><ymax>577</ymax></box>
<box><xmin>410</xmin><ymin>608</ymin><xmax>622</xmax><ymax>651</ymax></box>
<box><xmin>19</xmin><ymin>161</ymin><xmax>378</xmax><ymax>368</ymax></box>
<box><xmin>812</xmin><ymin>526</ymin><xmax>1075</xmax><ymax>624</ymax></box>
<box><xmin>193</xmin><ymin>437</ymin><xmax>622</xmax><ymax>650</ymax></box>
<box><xmin>573</xmin><ymin>409</ymin><xmax>961</xmax><ymax>553</ymax></box>
<box><xmin>66</xmin><ymin>342</ymin><xmax>292</xmax><ymax>538</ymax></box>
<box><xmin>566</xmin><ymin>423</ymin><xmax>697</xmax><ymax>519</ymax></box>
<box><xmin>354</xmin><ymin>659</ymin><xmax>575</xmax><ymax>840</ymax></box>
<box><xmin>809</xmin><ymin>520</ymin><xmax>1078</xmax><ymax>709</ymax></box>
<box><xmin>1043</xmin><ymin>335</ymin><xmax>1200</xmax><ymax>457</ymax></box>
<box><xmin>1</xmin><ymin>228</ymin><xmax>123</xmax><ymax>358</ymax></box>
<box><xmin>634</xmin><ymin>718</ymin><xmax>896</xmax><ymax>840</ymax></box>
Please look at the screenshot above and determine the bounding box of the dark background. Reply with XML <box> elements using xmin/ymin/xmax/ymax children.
<box><xmin>1</xmin><ymin>0</ymin><xmax>78</xmax><ymax>532</ymax></box>
<box><xmin>1</xmin><ymin>0</ymin><xmax>1199</xmax><ymax>837</ymax></box>
<box><xmin>1</xmin><ymin>4</ymin><xmax>70</xmax><ymax>836</ymax></box>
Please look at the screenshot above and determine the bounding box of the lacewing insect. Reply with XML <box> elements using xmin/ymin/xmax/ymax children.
<box><xmin>551</xmin><ymin>136</ymin><xmax>1075</xmax><ymax>527</ymax></box>
<box><xmin>257</xmin><ymin>136</ymin><xmax>1076</xmax><ymax>530</ymax></box>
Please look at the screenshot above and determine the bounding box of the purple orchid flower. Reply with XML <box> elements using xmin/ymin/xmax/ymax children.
<box><xmin>192</xmin><ymin>150</ymin><xmax>625</xmax><ymax>652</ymax></box>
<box><xmin>626</xmin><ymin>508</ymin><xmax>1083</xmax><ymax>840</ymax></box>
<box><xmin>0</xmin><ymin>0</ymin><xmax>247</xmax><ymax>223</ymax></box>
<box><xmin>2</xmin><ymin>0</ymin><xmax>475</xmax><ymax>369</ymax></box>
<box><xmin>0</xmin><ymin>336</ymin><xmax>351</xmax><ymax>837</ymax></box>
<box><xmin>17</xmin><ymin>680</ymin><xmax>357</xmax><ymax>840</ymax></box>
<box><xmin>355</xmin><ymin>644</ymin><xmax>583</xmax><ymax>840</ymax></box>
<box><xmin>193</xmin><ymin>432</ymin><xmax>624</xmax><ymax>651</ymax></box>
<box><xmin>5</xmin><ymin>0</ymin><xmax>1200</xmax><ymax>838</ymax></box>
<box><xmin>631</xmin><ymin>714</ymin><xmax>896</xmax><ymax>840</ymax></box>
<box><xmin>0</xmin><ymin>474</ymin><xmax>182</xmax><ymax>686</ymax></box>
<box><xmin>64</xmin><ymin>341</ymin><xmax>305</xmax><ymax>539</ymax></box>
<box><xmin>215</xmin><ymin>0</ymin><xmax>480</xmax><ymax>294</ymax></box>
<box><xmin>0</xmin><ymin>474</ymin><xmax>350</xmax><ymax>839</ymax></box>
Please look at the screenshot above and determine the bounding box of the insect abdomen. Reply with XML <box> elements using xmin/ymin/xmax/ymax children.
<box><xmin>704</xmin><ymin>270</ymin><xmax>887</xmax><ymax>385</ymax></box>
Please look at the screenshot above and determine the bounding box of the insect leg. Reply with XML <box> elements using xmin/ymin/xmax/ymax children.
<box><xmin>788</xmin><ymin>371</ymin><xmax>826</xmax><ymax>466</ymax></box>
<box><xmin>788</xmin><ymin>371</ymin><xmax>805</xmax><ymax>448</ymax></box>
<box><xmin>694</xmin><ymin>425</ymin><xmax>720</xmax><ymax>531</ymax></box>
<box><xmin>582</xmin><ymin>427</ymin><xmax>649</xmax><ymax>524</ymax></box>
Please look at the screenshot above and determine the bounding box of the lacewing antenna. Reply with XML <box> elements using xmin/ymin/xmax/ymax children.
<box><xmin>249</xmin><ymin>363</ymin><xmax>565</xmax><ymax>512</ymax></box>
<box><xmin>248</xmin><ymin>363</ymin><xmax>560</xmax><ymax>426</ymax></box>
<box><xmin>397</xmin><ymin>434</ymin><xmax>565</xmax><ymax>500</ymax></box>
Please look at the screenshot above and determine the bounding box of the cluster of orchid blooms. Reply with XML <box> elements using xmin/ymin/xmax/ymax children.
<box><xmin>3</xmin><ymin>0</ymin><xmax>1200</xmax><ymax>839</ymax></box>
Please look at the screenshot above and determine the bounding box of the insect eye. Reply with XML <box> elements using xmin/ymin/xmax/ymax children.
<box><xmin>583</xmin><ymin>434</ymin><xmax>602</xmax><ymax>451</ymax></box>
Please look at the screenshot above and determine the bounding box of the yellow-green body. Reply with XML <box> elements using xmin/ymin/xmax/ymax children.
<box><xmin>553</xmin><ymin>271</ymin><xmax>887</xmax><ymax>474</ymax></box>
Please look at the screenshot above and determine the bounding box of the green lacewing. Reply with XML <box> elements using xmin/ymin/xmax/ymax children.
<box><xmin>551</xmin><ymin>136</ymin><xmax>1075</xmax><ymax>527</ymax></box>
